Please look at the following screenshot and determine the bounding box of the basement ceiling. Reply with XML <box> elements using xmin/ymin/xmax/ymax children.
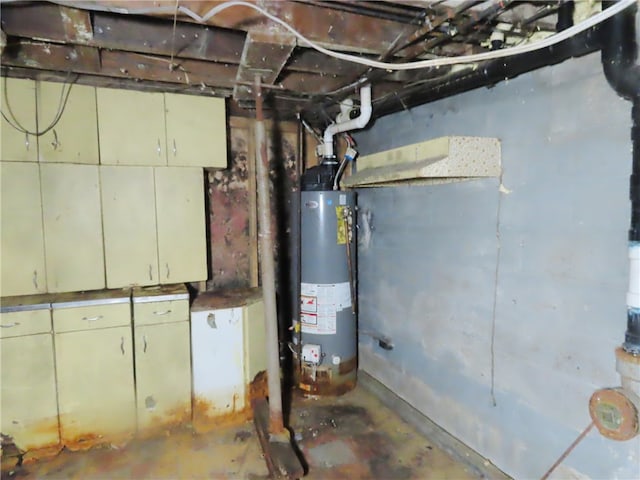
<box><xmin>0</xmin><ymin>1</ymin><xmax>592</xmax><ymax>126</ymax></box>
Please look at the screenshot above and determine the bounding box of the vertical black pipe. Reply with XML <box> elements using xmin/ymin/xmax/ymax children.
<box><xmin>292</xmin><ymin>123</ymin><xmax>302</xmax><ymax>366</ymax></box>
<box><xmin>631</xmin><ymin>100</ymin><xmax>640</xmax><ymax>243</ymax></box>
<box><xmin>626</xmin><ymin>99</ymin><xmax>640</xmax><ymax>352</ymax></box>
<box><xmin>601</xmin><ymin>1</ymin><xmax>640</xmax><ymax>353</ymax></box>
<box><xmin>556</xmin><ymin>1</ymin><xmax>575</xmax><ymax>32</ymax></box>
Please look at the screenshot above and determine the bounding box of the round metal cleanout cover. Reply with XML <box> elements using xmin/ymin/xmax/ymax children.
<box><xmin>589</xmin><ymin>388</ymin><xmax>639</xmax><ymax>441</ymax></box>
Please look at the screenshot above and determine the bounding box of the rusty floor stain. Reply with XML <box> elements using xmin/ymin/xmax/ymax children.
<box><xmin>2</xmin><ymin>385</ymin><xmax>477</xmax><ymax>479</ymax></box>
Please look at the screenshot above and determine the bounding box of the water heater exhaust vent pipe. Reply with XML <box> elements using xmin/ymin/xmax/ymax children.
<box><xmin>322</xmin><ymin>84</ymin><xmax>372</xmax><ymax>159</ymax></box>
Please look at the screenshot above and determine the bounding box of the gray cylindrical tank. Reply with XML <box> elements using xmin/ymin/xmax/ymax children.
<box><xmin>297</xmin><ymin>189</ymin><xmax>356</xmax><ymax>395</ymax></box>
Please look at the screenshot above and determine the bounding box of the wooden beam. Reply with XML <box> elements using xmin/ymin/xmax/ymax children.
<box><xmin>1</xmin><ymin>65</ymin><xmax>230</xmax><ymax>96</ymax></box>
<box><xmin>93</xmin><ymin>12</ymin><xmax>244</xmax><ymax>64</ymax></box>
<box><xmin>288</xmin><ymin>49</ymin><xmax>370</xmax><ymax>76</ymax></box>
<box><xmin>2</xmin><ymin>41</ymin><xmax>101</xmax><ymax>74</ymax></box>
<box><xmin>100</xmin><ymin>50</ymin><xmax>237</xmax><ymax>88</ymax></box>
<box><xmin>64</xmin><ymin>0</ymin><xmax>409</xmax><ymax>54</ymax></box>
<box><xmin>2</xmin><ymin>40</ymin><xmax>237</xmax><ymax>88</ymax></box>
<box><xmin>1</xmin><ymin>4</ymin><xmax>63</xmax><ymax>38</ymax></box>
<box><xmin>1</xmin><ymin>4</ymin><xmax>245</xmax><ymax>63</ymax></box>
<box><xmin>234</xmin><ymin>29</ymin><xmax>295</xmax><ymax>100</ymax></box>
<box><xmin>3</xmin><ymin>38</ymin><xmax>385</xmax><ymax>102</ymax></box>
<box><xmin>59</xmin><ymin>6</ymin><xmax>93</xmax><ymax>44</ymax></box>
<box><xmin>2</xmin><ymin>4</ymin><xmax>369</xmax><ymax>79</ymax></box>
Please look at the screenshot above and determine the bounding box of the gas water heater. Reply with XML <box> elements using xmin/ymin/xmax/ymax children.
<box><xmin>295</xmin><ymin>162</ymin><xmax>357</xmax><ymax>395</ymax></box>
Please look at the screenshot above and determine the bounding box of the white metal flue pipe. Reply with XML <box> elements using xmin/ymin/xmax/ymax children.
<box><xmin>323</xmin><ymin>84</ymin><xmax>372</xmax><ymax>158</ymax></box>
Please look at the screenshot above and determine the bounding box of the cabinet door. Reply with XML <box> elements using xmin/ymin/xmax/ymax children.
<box><xmin>101</xmin><ymin>166</ymin><xmax>159</xmax><ymax>287</ymax></box>
<box><xmin>55</xmin><ymin>326</ymin><xmax>135</xmax><ymax>449</ymax></box>
<box><xmin>1</xmin><ymin>334</ymin><xmax>60</xmax><ymax>451</ymax></box>
<box><xmin>0</xmin><ymin>162</ymin><xmax>47</xmax><ymax>296</ymax></box>
<box><xmin>134</xmin><ymin>322</ymin><xmax>191</xmax><ymax>434</ymax></box>
<box><xmin>191</xmin><ymin>307</ymin><xmax>245</xmax><ymax>432</ymax></box>
<box><xmin>41</xmin><ymin>164</ymin><xmax>105</xmax><ymax>292</ymax></box>
<box><xmin>97</xmin><ymin>88</ymin><xmax>166</xmax><ymax>166</ymax></box>
<box><xmin>0</xmin><ymin>78</ymin><xmax>37</xmax><ymax>162</ymax></box>
<box><xmin>243</xmin><ymin>300</ymin><xmax>267</xmax><ymax>384</ymax></box>
<box><xmin>38</xmin><ymin>82</ymin><xmax>99</xmax><ymax>164</ymax></box>
<box><xmin>155</xmin><ymin>167</ymin><xmax>207</xmax><ymax>283</ymax></box>
<box><xmin>165</xmin><ymin>93</ymin><xmax>227</xmax><ymax>168</ymax></box>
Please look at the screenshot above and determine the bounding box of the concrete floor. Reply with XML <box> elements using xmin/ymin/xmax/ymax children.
<box><xmin>2</xmin><ymin>385</ymin><xmax>479</xmax><ymax>479</ymax></box>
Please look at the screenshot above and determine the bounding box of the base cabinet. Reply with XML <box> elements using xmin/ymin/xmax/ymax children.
<box><xmin>1</xmin><ymin>303</ymin><xmax>59</xmax><ymax>452</ymax></box>
<box><xmin>190</xmin><ymin>289</ymin><xmax>266</xmax><ymax>432</ymax></box>
<box><xmin>55</xmin><ymin>327</ymin><xmax>135</xmax><ymax>449</ymax></box>
<box><xmin>0</xmin><ymin>286</ymin><xmax>267</xmax><ymax>455</ymax></box>
<box><xmin>53</xmin><ymin>293</ymin><xmax>135</xmax><ymax>449</ymax></box>
<box><xmin>134</xmin><ymin>322</ymin><xmax>191</xmax><ymax>434</ymax></box>
<box><xmin>132</xmin><ymin>285</ymin><xmax>191</xmax><ymax>435</ymax></box>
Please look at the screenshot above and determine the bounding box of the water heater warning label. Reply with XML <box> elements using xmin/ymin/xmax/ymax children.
<box><xmin>301</xmin><ymin>295</ymin><xmax>317</xmax><ymax>313</ymax></box>
<box><xmin>300</xmin><ymin>282</ymin><xmax>351</xmax><ymax>335</ymax></box>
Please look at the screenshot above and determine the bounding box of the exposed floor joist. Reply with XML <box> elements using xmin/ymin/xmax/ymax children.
<box><xmin>1</xmin><ymin>0</ymin><xmax>562</xmax><ymax>124</ymax></box>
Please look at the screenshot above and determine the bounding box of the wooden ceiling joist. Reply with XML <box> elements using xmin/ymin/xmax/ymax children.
<box><xmin>66</xmin><ymin>0</ymin><xmax>410</xmax><ymax>54</ymax></box>
<box><xmin>234</xmin><ymin>29</ymin><xmax>296</xmax><ymax>101</ymax></box>
<box><xmin>0</xmin><ymin>0</ymin><xmax>562</xmax><ymax>123</ymax></box>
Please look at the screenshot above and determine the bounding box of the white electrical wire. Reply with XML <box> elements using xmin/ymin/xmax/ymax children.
<box><xmin>26</xmin><ymin>0</ymin><xmax>636</xmax><ymax>71</ymax></box>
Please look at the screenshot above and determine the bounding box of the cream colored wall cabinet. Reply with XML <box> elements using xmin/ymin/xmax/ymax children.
<box><xmin>0</xmin><ymin>301</ymin><xmax>59</xmax><ymax>452</ymax></box>
<box><xmin>164</xmin><ymin>93</ymin><xmax>226</xmax><ymax>168</ymax></box>
<box><xmin>41</xmin><ymin>164</ymin><xmax>105</xmax><ymax>292</ymax></box>
<box><xmin>97</xmin><ymin>87</ymin><xmax>227</xmax><ymax>168</ymax></box>
<box><xmin>155</xmin><ymin>167</ymin><xmax>207</xmax><ymax>283</ymax></box>
<box><xmin>0</xmin><ymin>162</ymin><xmax>47</xmax><ymax>296</ymax></box>
<box><xmin>101</xmin><ymin>166</ymin><xmax>159</xmax><ymax>287</ymax></box>
<box><xmin>53</xmin><ymin>293</ymin><xmax>135</xmax><ymax>449</ymax></box>
<box><xmin>37</xmin><ymin>82</ymin><xmax>99</xmax><ymax>164</ymax></box>
<box><xmin>101</xmin><ymin>166</ymin><xmax>206</xmax><ymax>288</ymax></box>
<box><xmin>97</xmin><ymin>88</ymin><xmax>166</xmax><ymax>166</ymax></box>
<box><xmin>132</xmin><ymin>285</ymin><xmax>191</xmax><ymax>434</ymax></box>
<box><xmin>1</xmin><ymin>78</ymin><xmax>37</xmax><ymax>162</ymax></box>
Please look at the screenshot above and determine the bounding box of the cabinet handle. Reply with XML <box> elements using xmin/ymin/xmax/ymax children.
<box><xmin>82</xmin><ymin>315</ymin><xmax>103</xmax><ymax>322</ymax></box>
<box><xmin>173</xmin><ymin>139</ymin><xmax>177</xmax><ymax>156</ymax></box>
<box><xmin>33</xmin><ymin>270</ymin><xmax>38</xmax><ymax>290</ymax></box>
<box><xmin>148</xmin><ymin>264</ymin><xmax>153</xmax><ymax>281</ymax></box>
<box><xmin>25</xmin><ymin>132</ymin><xmax>30</xmax><ymax>151</ymax></box>
<box><xmin>165</xmin><ymin>263</ymin><xmax>170</xmax><ymax>279</ymax></box>
<box><xmin>157</xmin><ymin>139</ymin><xmax>162</xmax><ymax>156</ymax></box>
<box><xmin>153</xmin><ymin>310</ymin><xmax>172</xmax><ymax>316</ymax></box>
<box><xmin>0</xmin><ymin>322</ymin><xmax>20</xmax><ymax>328</ymax></box>
<box><xmin>51</xmin><ymin>129</ymin><xmax>60</xmax><ymax>150</ymax></box>
<box><xmin>143</xmin><ymin>335</ymin><xmax>148</xmax><ymax>353</ymax></box>
<box><xmin>120</xmin><ymin>337</ymin><xmax>125</xmax><ymax>355</ymax></box>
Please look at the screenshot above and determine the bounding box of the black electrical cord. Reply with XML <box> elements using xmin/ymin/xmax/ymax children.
<box><xmin>1</xmin><ymin>72</ymin><xmax>77</xmax><ymax>137</ymax></box>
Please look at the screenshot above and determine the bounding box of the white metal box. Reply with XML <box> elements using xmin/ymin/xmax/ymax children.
<box><xmin>190</xmin><ymin>288</ymin><xmax>266</xmax><ymax>432</ymax></box>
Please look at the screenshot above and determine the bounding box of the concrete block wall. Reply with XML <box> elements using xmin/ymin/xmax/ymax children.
<box><xmin>354</xmin><ymin>52</ymin><xmax>640</xmax><ymax>479</ymax></box>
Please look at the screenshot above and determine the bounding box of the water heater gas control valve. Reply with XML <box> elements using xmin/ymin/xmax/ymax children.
<box><xmin>302</xmin><ymin>344</ymin><xmax>322</xmax><ymax>364</ymax></box>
